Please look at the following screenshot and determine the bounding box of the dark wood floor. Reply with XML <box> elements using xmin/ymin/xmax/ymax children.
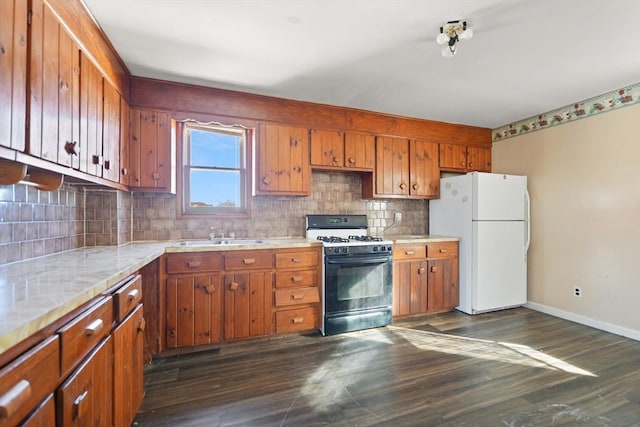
<box><xmin>133</xmin><ymin>308</ymin><xmax>640</xmax><ymax>426</ymax></box>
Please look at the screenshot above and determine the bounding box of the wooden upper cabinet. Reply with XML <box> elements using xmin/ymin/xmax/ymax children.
<box><xmin>374</xmin><ymin>136</ymin><xmax>410</xmax><ymax>197</ymax></box>
<box><xmin>79</xmin><ymin>52</ymin><xmax>103</xmax><ymax>176</ymax></box>
<box><xmin>129</xmin><ymin>108</ymin><xmax>172</xmax><ymax>191</ymax></box>
<box><xmin>0</xmin><ymin>0</ymin><xmax>27</xmax><ymax>152</ymax></box>
<box><xmin>310</xmin><ymin>129</ymin><xmax>343</xmax><ymax>168</ymax></box>
<box><xmin>466</xmin><ymin>146</ymin><xmax>491</xmax><ymax>172</ymax></box>
<box><xmin>29</xmin><ymin>0</ymin><xmax>80</xmax><ymax>168</ymax></box>
<box><xmin>119</xmin><ymin>98</ymin><xmax>130</xmax><ymax>185</ymax></box>
<box><xmin>439</xmin><ymin>143</ymin><xmax>491</xmax><ymax>172</ymax></box>
<box><xmin>256</xmin><ymin>123</ymin><xmax>310</xmax><ymax>195</ymax></box>
<box><xmin>102</xmin><ymin>80</ymin><xmax>121</xmax><ymax>182</ymax></box>
<box><xmin>344</xmin><ymin>132</ymin><xmax>375</xmax><ymax>170</ymax></box>
<box><xmin>310</xmin><ymin>129</ymin><xmax>375</xmax><ymax>171</ymax></box>
<box><xmin>409</xmin><ymin>139</ymin><xmax>439</xmax><ymax>198</ymax></box>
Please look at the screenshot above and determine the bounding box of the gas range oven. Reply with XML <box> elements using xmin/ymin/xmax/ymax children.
<box><xmin>306</xmin><ymin>214</ymin><xmax>393</xmax><ymax>335</ymax></box>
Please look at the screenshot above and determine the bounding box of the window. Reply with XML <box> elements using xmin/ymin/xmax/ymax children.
<box><xmin>178</xmin><ymin>122</ymin><xmax>251</xmax><ymax>218</ymax></box>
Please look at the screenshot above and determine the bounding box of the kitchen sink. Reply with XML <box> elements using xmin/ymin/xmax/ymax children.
<box><xmin>173</xmin><ymin>239</ymin><xmax>271</xmax><ymax>247</ymax></box>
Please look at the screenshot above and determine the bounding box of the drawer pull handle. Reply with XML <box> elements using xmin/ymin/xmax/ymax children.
<box><xmin>405</xmin><ymin>250</ymin><xmax>415</xmax><ymax>255</ymax></box>
<box><xmin>0</xmin><ymin>379</ymin><xmax>31</xmax><ymax>420</ymax></box>
<box><xmin>205</xmin><ymin>284</ymin><xmax>216</xmax><ymax>294</ymax></box>
<box><xmin>431</xmin><ymin>266</ymin><xmax>438</xmax><ymax>273</ymax></box>
<box><xmin>291</xmin><ymin>258</ymin><xmax>301</xmax><ymax>263</ymax></box>
<box><xmin>418</xmin><ymin>267</ymin><xmax>426</xmax><ymax>274</ymax></box>
<box><xmin>412</xmin><ymin>183</ymin><xmax>419</xmax><ymax>190</ymax></box>
<box><xmin>137</xmin><ymin>317</ymin><xmax>146</xmax><ymax>333</ymax></box>
<box><xmin>262</xmin><ymin>176</ymin><xmax>271</xmax><ymax>185</ymax></box>
<box><xmin>73</xmin><ymin>390</ymin><xmax>89</xmax><ymax>420</ymax></box>
<box><xmin>187</xmin><ymin>261</ymin><xmax>202</xmax><ymax>268</ymax></box>
<box><xmin>243</xmin><ymin>258</ymin><xmax>255</xmax><ymax>265</ymax></box>
<box><xmin>292</xmin><ymin>317</ymin><xmax>304</xmax><ymax>324</ymax></box>
<box><xmin>127</xmin><ymin>289</ymin><xmax>140</xmax><ymax>300</ymax></box>
<box><xmin>291</xmin><ymin>294</ymin><xmax>304</xmax><ymax>300</ymax></box>
<box><xmin>291</xmin><ymin>276</ymin><xmax>303</xmax><ymax>283</ymax></box>
<box><xmin>85</xmin><ymin>319</ymin><xmax>103</xmax><ymax>336</ymax></box>
<box><xmin>399</xmin><ymin>183</ymin><xmax>407</xmax><ymax>190</ymax></box>
<box><xmin>229</xmin><ymin>282</ymin><xmax>239</xmax><ymax>291</ymax></box>
<box><xmin>439</xmin><ymin>248</ymin><xmax>448</xmax><ymax>253</ymax></box>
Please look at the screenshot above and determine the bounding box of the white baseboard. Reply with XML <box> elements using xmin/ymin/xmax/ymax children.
<box><xmin>525</xmin><ymin>301</ymin><xmax>640</xmax><ymax>342</ymax></box>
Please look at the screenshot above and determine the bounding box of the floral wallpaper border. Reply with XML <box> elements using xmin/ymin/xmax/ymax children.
<box><xmin>492</xmin><ymin>82</ymin><xmax>640</xmax><ymax>141</ymax></box>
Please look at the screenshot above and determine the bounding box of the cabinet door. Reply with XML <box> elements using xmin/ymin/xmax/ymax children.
<box><xmin>466</xmin><ymin>146</ymin><xmax>492</xmax><ymax>172</ymax></box>
<box><xmin>0</xmin><ymin>0</ymin><xmax>27</xmax><ymax>151</ymax></box>
<box><xmin>119</xmin><ymin>98</ymin><xmax>130</xmax><ymax>185</ymax></box>
<box><xmin>57</xmin><ymin>336</ymin><xmax>113</xmax><ymax>427</ymax></box>
<box><xmin>427</xmin><ymin>258</ymin><xmax>459</xmax><ymax>311</ymax></box>
<box><xmin>393</xmin><ymin>260</ymin><xmax>427</xmax><ymax>316</ymax></box>
<box><xmin>439</xmin><ymin>143</ymin><xmax>467</xmax><ymax>171</ymax></box>
<box><xmin>129</xmin><ymin>108</ymin><xmax>171</xmax><ymax>190</ymax></box>
<box><xmin>256</xmin><ymin>124</ymin><xmax>310</xmax><ymax>195</ymax></box>
<box><xmin>344</xmin><ymin>132</ymin><xmax>375</xmax><ymax>170</ymax></box>
<box><xmin>112</xmin><ymin>304</ymin><xmax>144</xmax><ymax>427</ymax></box>
<box><xmin>310</xmin><ymin>128</ymin><xmax>343</xmax><ymax>168</ymax></box>
<box><xmin>102</xmin><ymin>80</ymin><xmax>121</xmax><ymax>182</ymax></box>
<box><xmin>29</xmin><ymin>0</ymin><xmax>80</xmax><ymax>167</ymax></box>
<box><xmin>223</xmin><ymin>271</ymin><xmax>272</xmax><ymax>340</ymax></box>
<box><xmin>376</xmin><ymin>136</ymin><xmax>409</xmax><ymax>196</ymax></box>
<box><xmin>79</xmin><ymin>52</ymin><xmax>103</xmax><ymax>176</ymax></box>
<box><xmin>166</xmin><ymin>273</ymin><xmax>222</xmax><ymax>348</ymax></box>
<box><xmin>409</xmin><ymin>139</ymin><xmax>439</xmax><ymax>198</ymax></box>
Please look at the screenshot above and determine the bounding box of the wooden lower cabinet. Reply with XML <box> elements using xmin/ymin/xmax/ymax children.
<box><xmin>112</xmin><ymin>304</ymin><xmax>145</xmax><ymax>427</ymax></box>
<box><xmin>393</xmin><ymin>241</ymin><xmax>459</xmax><ymax>316</ymax></box>
<box><xmin>21</xmin><ymin>394</ymin><xmax>55</xmax><ymax>427</ymax></box>
<box><xmin>57</xmin><ymin>336</ymin><xmax>113</xmax><ymax>427</ymax></box>
<box><xmin>166</xmin><ymin>273</ymin><xmax>222</xmax><ymax>348</ymax></box>
<box><xmin>223</xmin><ymin>271</ymin><xmax>272</xmax><ymax>340</ymax></box>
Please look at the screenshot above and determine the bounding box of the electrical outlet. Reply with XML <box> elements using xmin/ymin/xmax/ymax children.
<box><xmin>573</xmin><ymin>287</ymin><xmax>583</xmax><ymax>297</ymax></box>
<box><xmin>394</xmin><ymin>212</ymin><xmax>402</xmax><ymax>222</ymax></box>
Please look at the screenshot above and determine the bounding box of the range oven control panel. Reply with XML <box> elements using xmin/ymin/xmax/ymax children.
<box><xmin>325</xmin><ymin>245</ymin><xmax>393</xmax><ymax>255</ymax></box>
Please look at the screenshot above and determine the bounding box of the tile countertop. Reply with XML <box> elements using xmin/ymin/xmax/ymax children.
<box><xmin>0</xmin><ymin>238</ymin><xmax>320</xmax><ymax>355</ymax></box>
<box><xmin>384</xmin><ymin>235</ymin><xmax>460</xmax><ymax>243</ymax></box>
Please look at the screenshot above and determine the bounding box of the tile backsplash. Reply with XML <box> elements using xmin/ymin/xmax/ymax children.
<box><xmin>1</xmin><ymin>171</ymin><xmax>428</xmax><ymax>264</ymax></box>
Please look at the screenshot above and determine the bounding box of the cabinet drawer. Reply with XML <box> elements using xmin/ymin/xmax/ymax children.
<box><xmin>393</xmin><ymin>244</ymin><xmax>426</xmax><ymax>260</ymax></box>
<box><xmin>426</xmin><ymin>242</ymin><xmax>458</xmax><ymax>259</ymax></box>
<box><xmin>275</xmin><ymin>250</ymin><xmax>319</xmax><ymax>269</ymax></box>
<box><xmin>275</xmin><ymin>270</ymin><xmax>318</xmax><ymax>288</ymax></box>
<box><xmin>275</xmin><ymin>307</ymin><xmax>319</xmax><ymax>333</ymax></box>
<box><xmin>58</xmin><ymin>296</ymin><xmax>113</xmax><ymax>376</ymax></box>
<box><xmin>166</xmin><ymin>252</ymin><xmax>223</xmax><ymax>274</ymax></box>
<box><xmin>275</xmin><ymin>287</ymin><xmax>320</xmax><ymax>307</ymax></box>
<box><xmin>225</xmin><ymin>251</ymin><xmax>272</xmax><ymax>270</ymax></box>
<box><xmin>0</xmin><ymin>336</ymin><xmax>59</xmax><ymax>427</ymax></box>
<box><xmin>113</xmin><ymin>275</ymin><xmax>142</xmax><ymax>322</ymax></box>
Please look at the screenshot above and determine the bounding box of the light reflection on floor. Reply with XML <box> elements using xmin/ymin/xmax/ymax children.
<box><xmin>388</xmin><ymin>325</ymin><xmax>596</xmax><ymax>377</ymax></box>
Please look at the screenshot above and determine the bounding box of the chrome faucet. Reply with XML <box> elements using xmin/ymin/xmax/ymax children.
<box><xmin>209</xmin><ymin>227</ymin><xmax>216</xmax><ymax>240</ymax></box>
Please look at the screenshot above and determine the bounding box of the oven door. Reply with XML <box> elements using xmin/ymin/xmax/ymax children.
<box><xmin>324</xmin><ymin>253</ymin><xmax>392</xmax><ymax>315</ymax></box>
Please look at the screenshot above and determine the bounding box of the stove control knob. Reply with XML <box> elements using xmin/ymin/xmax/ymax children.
<box><xmin>387</xmin><ymin>246</ymin><xmax>393</xmax><ymax>252</ymax></box>
<box><xmin>342</xmin><ymin>247</ymin><xmax>348</xmax><ymax>254</ymax></box>
<box><xmin>373</xmin><ymin>246</ymin><xmax>379</xmax><ymax>252</ymax></box>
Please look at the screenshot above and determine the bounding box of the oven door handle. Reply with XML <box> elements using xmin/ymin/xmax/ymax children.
<box><xmin>326</xmin><ymin>255</ymin><xmax>391</xmax><ymax>265</ymax></box>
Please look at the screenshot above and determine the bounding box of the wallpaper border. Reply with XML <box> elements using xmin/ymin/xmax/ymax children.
<box><xmin>492</xmin><ymin>82</ymin><xmax>640</xmax><ymax>142</ymax></box>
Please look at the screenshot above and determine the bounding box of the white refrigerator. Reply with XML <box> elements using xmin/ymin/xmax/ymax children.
<box><xmin>429</xmin><ymin>172</ymin><xmax>530</xmax><ymax>314</ymax></box>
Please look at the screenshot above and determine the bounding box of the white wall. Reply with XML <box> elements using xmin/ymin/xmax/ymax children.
<box><xmin>492</xmin><ymin>103</ymin><xmax>640</xmax><ymax>337</ymax></box>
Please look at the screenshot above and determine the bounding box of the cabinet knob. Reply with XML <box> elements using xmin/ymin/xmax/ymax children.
<box><xmin>243</xmin><ymin>258</ymin><xmax>255</xmax><ymax>265</ymax></box>
<box><xmin>64</xmin><ymin>141</ymin><xmax>78</xmax><ymax>156</ymax></box>
<box><xmin>333</xmin><ymin>156</ymin><xmax>340</xmax><ymax>163</ymax></box>
<box><xmin>412</xmin><ymin>183</ymin><xmax>419</xmax><ymax>190</ymax></box>
<box><xmin>292</xmin><ymin>317</ymin><xmax>304</xmax><ymax>324</ymax></box>
<box><xmin>418</xmin><ymin>267</ymin><xmax>426</xmax><ymax>274</ymax></box>
<box><xmin>104</xmin><ymin>160</ymin><xmax>111</xmax><ymax>170</ymax></box>
<box><xmin>152</xmin><ymin>171</ymin><xmax>160</xmax><ymax>180</ymax></box>
<box><xmin>121</xmin><ymin>167</ymin><xmax>128</xmax><ymax>176</ymax></box>
<box><xmin>431</xmin><ymin>266</ymin><xmax>438</xmax><ymax>273</ymax></box>
<box><xmin>399</xmin><ymin>183</ymin><xmax>407</xmax><ymax>190</ymax></box>
<box><xmin>468</xmin><ymin>162</ymin><xmax>474</xmax><ymax>168</ymax></box>
<box><xmin>460</xmin><ymin>161</ymin><xmax>465</xmax><ymax>167</ymax></box>
<box><xmin>290</xmin><ymin>138</ymin><xmax>298</xmax><ymax>147</ymax></box>
<box><xmin>127</xmin><ymin>289</ymin><xmax>140</xmax><ymax>300</ymax></box>
<box><xmin>92</xmin><ymin>155</ymin><xmax>103</xmax><ymax>165</ymax></box>
<box><xmin>229</xmin><ymin>282</ymin><xmax>239</xmax><ymax>291</ymax></box>
<box><xmin>262</xmin><ymin>176</ymin><xmax>271</xmax><ymax>185</ymax></box>
<box><xmin>0</xmin><ymin>379</ymin><xmax>31</xmax><ymax>421</ymax></box>
<box><xmin>347</xmin><ymin>157</ymin><xmax>355</xmax><ymax>164</ymax></box>
<box><xmin>205</xmin><ymin>284</ymin><xmax>216</xmax><ymax>294</ymax></box>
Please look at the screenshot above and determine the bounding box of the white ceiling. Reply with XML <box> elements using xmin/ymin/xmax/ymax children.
<box><xmin>82</xmin><ymin>0</ymin><xmax>640</xmax><ymax>129</ymax></box>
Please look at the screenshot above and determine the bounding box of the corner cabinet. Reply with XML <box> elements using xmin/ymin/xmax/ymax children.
<box><xmin>256</xmin><ymin>123</ymin><xmax>310</xmax><ymax>195</ymax></box>
<box><xmin>439</xmin><ymin>144</ymin><xmax>491</xmax><ymax>172</ymax></box>
<box><xmin>363</xmin><ymin>136</ymin><xmax>439</xmax><ymax>199</ymax></box>
<box><xmin>393</xmin><ymin>241</ymin><xmax>459</xmax><ymax>317</ymax></box>
<box><xmin>129</xmin><ymin>108</ymin><xmax>172</xmax><ymax>191</ymax></box>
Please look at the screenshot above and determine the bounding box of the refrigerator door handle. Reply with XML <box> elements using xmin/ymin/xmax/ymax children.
<box><xmin>524</xmin><ymin>189</ymin><xmax>531</xmax><ymax>254</ymax></box>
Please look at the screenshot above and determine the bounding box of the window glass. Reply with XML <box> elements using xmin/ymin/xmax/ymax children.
<box><xmin>179</xmin><ymin>123</ymin><xmax>251</xmax><ymax>217</ymax></box>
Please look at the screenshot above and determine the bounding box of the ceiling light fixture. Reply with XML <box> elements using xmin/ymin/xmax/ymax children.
<box><xmin>436</xmin><ymin>20</ymin><xmax>473</xmax><ymax>58</ymax></box>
